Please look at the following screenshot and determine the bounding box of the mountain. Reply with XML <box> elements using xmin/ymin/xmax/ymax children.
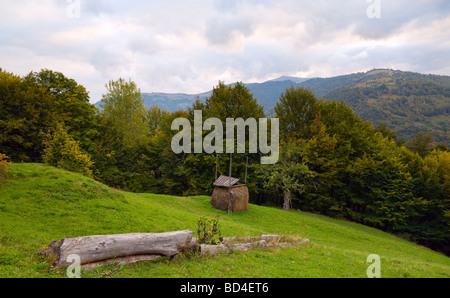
<box><xmin>94</xmin><ymin>76</ymin><xmax>305</xmax><ymax>113</ymax></box>
<box><xmin>298</xmin><ymin>72</ymin><xmax>371</xmax><ymax>98</ymax></box>
<box><xmin>267</xmin><ymin>76</ymin><xmax>311</xmax><ymax>84</ymax></box>
<box><xmin>141</xmin><ymin>92</ymin><xmax>209</xmax><ymax>111</ymax></box>
<box><xmin>94</xmin><ymin>69</ymin><xmax>449</xmax><ymax>144</ymax></box>
<box><xmin>314</xmin><ymin>69</ymin><xmax>450</xmax><ymax>144</ymax></box>
<box><xmin>262</xmin><ymin>69</ymin><xmax>450</xmax><ymax>144</ymax></box>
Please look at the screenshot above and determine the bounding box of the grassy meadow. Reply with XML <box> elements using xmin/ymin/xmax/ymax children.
<box><xmin>0</xmin><ymin>163</ymin><xmax>448</xmax><ymax>278</ymax></box>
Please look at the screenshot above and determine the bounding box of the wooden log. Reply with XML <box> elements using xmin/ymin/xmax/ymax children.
<box><xmin>231</xmin><ymin>240</ymin><xmax>266</xmax><ymax>251</ymax></box>
<box><xmin>38</xmin><ymin>230</ymin><xmax>193</xmax><ymax>268</ymax></box>
<box><xmin>200</xmin><ymin>240</ymin><xmax>266</xmax><ymax>256</ymax></box>
<box><xmin>221</xmin><ymin>235</ymin><xmax>281</xmax><ymax>244</ymax></box>
<box><xmin>265</xmin><ymin>239</ymin><xmax>310</xmax><ymax>248</ymax></box>
<box><xmin>83</xmin><ymin>254</ymin><xmax>164</xmax><ymax>270</ymax></box>
<box><xmin>199</xmin><ymin>238</ymin><xmax>310</xmax><ymax>256</ymax></box>
<box><xmin>199</xmin><ymin>244</ymin><xmax>228</xmax><ymax>255</ymax></box>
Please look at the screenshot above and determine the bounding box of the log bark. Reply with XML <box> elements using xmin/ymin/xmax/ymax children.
<box><xmin>199</xmin><ymin>240</ymin><xmax>267</xmax><ymax>256</ymax></box>
<box><xmin>38</xmin><ymin>230</ymin><xmax>193</xmax><ymax>268</ymax></box>
<box><xmin>199</xmin><ymin>238</ymin><xmax>310</xmax><ymax>256</ymax></box>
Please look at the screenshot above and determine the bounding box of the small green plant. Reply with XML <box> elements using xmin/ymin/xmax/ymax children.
<box><xmin>197</xmin><ymin>216</ymin><xmax>223</xmax><ymax>245</ymax></box>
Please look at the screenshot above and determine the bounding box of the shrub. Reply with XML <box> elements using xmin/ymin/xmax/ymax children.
<box><xmin>0</xmin><ymin>153</ymin><xmax>10</xmax><ymax>180</ymax></box>
<box><xmin>196</xmin><ymin>216</ymin><xmax>222</xmax><ymax>245</ymax></box>
<box><xmin>43</xmin><ymin>124</ymin><xmax>94</xmax><ymax>178</ymax></box>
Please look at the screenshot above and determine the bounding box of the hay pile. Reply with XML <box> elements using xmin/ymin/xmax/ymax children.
<box><xmin>210</xmin><ymin>185</ymin><xmax>249</xmax><ymax>212</ymax></box>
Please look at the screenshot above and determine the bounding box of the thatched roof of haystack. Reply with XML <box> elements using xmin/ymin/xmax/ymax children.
<box><xmin>213</xmin><ymin>175</ymin><xmax>244</xmax><ymax>188</ymax></box>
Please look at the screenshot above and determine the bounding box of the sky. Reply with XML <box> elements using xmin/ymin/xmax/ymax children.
<box><xmin>1</xmin><ymin>0</ymin><xmax>450</xmax><ymax>103</ymax></box>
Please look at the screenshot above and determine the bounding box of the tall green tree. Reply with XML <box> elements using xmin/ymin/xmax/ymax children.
<box><xmin>274</xmin><ymin>86</ymin><xmax>319</xmax><ymax>141</ymax></box>
<box><xmin>0</xmin><ymin>69</ymin><xmax>99</xmax><ymax>161</ymax></box>
<box><xmin>92</xmin><ymin>78</ymin><xmax>150</xmax><ymax>190</ymax></box>
<box><xmin>0</xmin><ymin>69</ymin><xmax>57</xmax><ymax>161</ymax></box>
<box><xmin>100</xmin><ymin>78</ymin><xmax>149</xmax><ymax>149</ymax></box>
<box><xmin>346</xmin><ymin>135</ymin><xmax>425</xmax><ymax>231</ymax></box>
<box><xmin>202</xmin><ymin>81</ymin><xmax>265</xmax><ymax>121</ymax></box>
<box><xmin>183</xmin><ymin>81</ymin><xmax>266</xmax><ymax>194</ymax></box>
<box><xmin>28</xmin><ymin>69</ymin><xmax>100</xmax><ymax>154</ymax></box>
<box><xmin>318</xmin><ymin>99</ymin><xmax>375</xmax><ymax>159</ymax></box>
<box><xmin>260</xmin><ymin>141</ymin><xmax>313</xmax><ymax>211</ymax></box>
<box><xmin>146</xmin><ymin>105</ymin><xmax>170</xmax><ymax>137</ymax></box>
<box><xmin>301</xmin><ymin>116</ymin><xmax>346</xmax><ymax>215</ymax></box>
<box><xmin>413</xmin><ymin>150</ymin><xmax>450</xmax><ymax>254</ymax></box>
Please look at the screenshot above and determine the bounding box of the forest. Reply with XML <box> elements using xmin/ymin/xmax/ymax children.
<box><xmin>0</xmin><ymin>68</ymin><xmax>449</xmax><ymax>256</ymax></box>
<box><xmin>317</xmin><ymin>69</ymin><xmax>450</xmax><ymax>144</ymax></box>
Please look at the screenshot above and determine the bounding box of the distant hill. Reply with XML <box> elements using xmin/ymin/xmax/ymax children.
<box><xmin>315</xmin><ymin>69</ymin><xmax>450</xmax><ymax>144</ymax></box>
<box><xmin>94</xmin><ymin>69</ymin><xmax>449</xmax><ymax>144</ymax></box>
<box><xmin>264</xmin><ymin>69</ymin><xmax>450</xmax><ymax>144</ymax></box>
<box><xmin>141</xmin><ymin>92</ymin><xmax>209</xmax><ymax>112</ymax></box>
<box><xmin>267</xmin><ymin>76</ymin><xmax>311</xmax><ymax>84</ymax></box>
<box><xmin>298</xmin><ymin>72</ymin><xmax>371</xmax><ymax>98</ymax></box>
<box><xmin>94</xmin><ymin>77</ymin><xmax>305</xmax><ymax>113</ymax></box>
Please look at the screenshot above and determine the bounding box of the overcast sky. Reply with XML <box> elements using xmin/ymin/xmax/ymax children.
<box><xmin>1</xmin><ymin>0</ymin><xmax>449</xmax><ymax>103</ymax></box>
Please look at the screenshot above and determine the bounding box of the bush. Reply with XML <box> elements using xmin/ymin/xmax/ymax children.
<box><xmin>196</xmin><ymin>216</ymin><xmax>223</xmax><ymax>245</ymax></box>
<box><xmin>0</xmin><ymin>153</ymin><xmax>10</xmax><ymax>180</ymax></box>
<box><xmin>43</xmin><ymin>124</ymin><xmax>94</xmax><ymax>178</ymax></box>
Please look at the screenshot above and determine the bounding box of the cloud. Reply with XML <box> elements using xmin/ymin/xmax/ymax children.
<box><xmin>0</xmin><ymin>0</ymin><xmax>449</xmax><ymax>103</ymax></box>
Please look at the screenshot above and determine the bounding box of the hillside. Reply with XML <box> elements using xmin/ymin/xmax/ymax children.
<box><xmin>0</xmin><ymin>163</ymin><xmax>449</xmax><ymax>278</ymax></box>
<box><xmin>317</xmin><ymin>69</ymin><xmax>450</xmax><ymax>144</ymax></box>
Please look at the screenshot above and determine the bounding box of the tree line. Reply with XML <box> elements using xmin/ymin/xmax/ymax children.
<box><xmin>0</xmin><ymin>68</ymin><xmax>448</xmax><ymax>255</ymax></box>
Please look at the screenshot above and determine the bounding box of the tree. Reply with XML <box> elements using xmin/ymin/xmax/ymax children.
<box><xmin>415</xmin><ymin>150</ymin><xmax>450</xmax><ymax>254</ymax></box>
<box><xmin>375</xmin><ymin>122</ymin><xmax>398</xmax><ymax>143</ymax></box>
<box><xmin>347</xmin><ymin>135</ymin><xmax>425</xmax><ymax>231</ymax></box>
<box><xmin>92</xmin><ymin>78</ymin><xmax>151</xmax><ymax>190</ymax></box>
<box><xmin>274</xmin><ymin>86</ymin><xmax>319</xmax><ymax>141</ymax></box>
<box><xmin>100</xmin><ymin>78</ymin><xmax>148</xmax><ymax>149</ymax></box>
<box><xmin>146</xmin><ymin>105</ymin><xmax>170</xmax><ymax>137</ymax></box>
<box><xmin>202</xmin><ymin>81</ymin><xmax>265</xmax><ymax>121</ymax></box>
<box><xmin>260</xmin><ymin>141</ymin><xmax>312</xmax><ymax>211</ymax></box>
<box><xmin>0</xmin><ymin>69</ymin><xmax>100</xmax><ymax>162</ymax></box>
<box><xmin>28</xmin><ymin>69</ymin><xmax>100</xmax><ymax>154</ymax></box>
<box><xmin>169</xmin><ymin>81</ymin><xmax>268</xmax><ymax>196</ymax></box>
<box><xmin>407</xmin><ymin>132</ymin><xmax>435</xmax><ymax>157</ymax></box>
<box><xmin>148</xmin><ymin>110</ymin><xmax>194</xmax><ymax>195</ymax></box>
<box><xmin>0</xmin><ymin>69</ymin><xmax>58</xmax><ymax>161</ymax></box>
<box><xmin>318</xmin><ymin>99</ymin><xmax>375</xmax><ymax>159</ymax></box>
<box><xmin>301</xmin><ymin>116</ymin><xmax>346</xmax><ymax>215</ymax></box>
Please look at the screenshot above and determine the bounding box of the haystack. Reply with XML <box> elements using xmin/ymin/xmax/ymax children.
<box><xmin>210</xmin><ymin>175</ymin><xmax>249</xmax><ymax>212</ymax></box>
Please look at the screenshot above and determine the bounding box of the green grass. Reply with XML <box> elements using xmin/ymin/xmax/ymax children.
<box><xmin>0</xmin><ymin>163</ymin><xmax>449</xmax><ymax>278</ymax></box>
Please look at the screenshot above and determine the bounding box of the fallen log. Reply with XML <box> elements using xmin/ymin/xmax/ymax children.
<box><xmin>221</xmin><ymin>235</ymin><xmax>281</xmax><ymax>245</ymax></box>
<box><xmin>199</xmin><ymin>237</ymin><xmax>310</xmax><ymax>256</ymax></box>
<box><xmin>38</xmin><ymin>230</ymin><xmax>193</xmax><ymax>268</ymax></box>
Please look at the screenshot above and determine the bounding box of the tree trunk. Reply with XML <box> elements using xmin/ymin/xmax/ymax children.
<box><xmin>283</xmin><ymin>189</ymin><xmax>291</xmax><ymax>211</ymax></box>
<box><xmin>38</xmin><ymin>230</ymin><xmax>193</xmax><ymax>268</ymax></box>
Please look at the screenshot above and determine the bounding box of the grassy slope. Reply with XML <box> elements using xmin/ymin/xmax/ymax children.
<box><xmin>0</xmin><ymin>163</ymin><xmax>449</xmax><ymax>278</ymax></box>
